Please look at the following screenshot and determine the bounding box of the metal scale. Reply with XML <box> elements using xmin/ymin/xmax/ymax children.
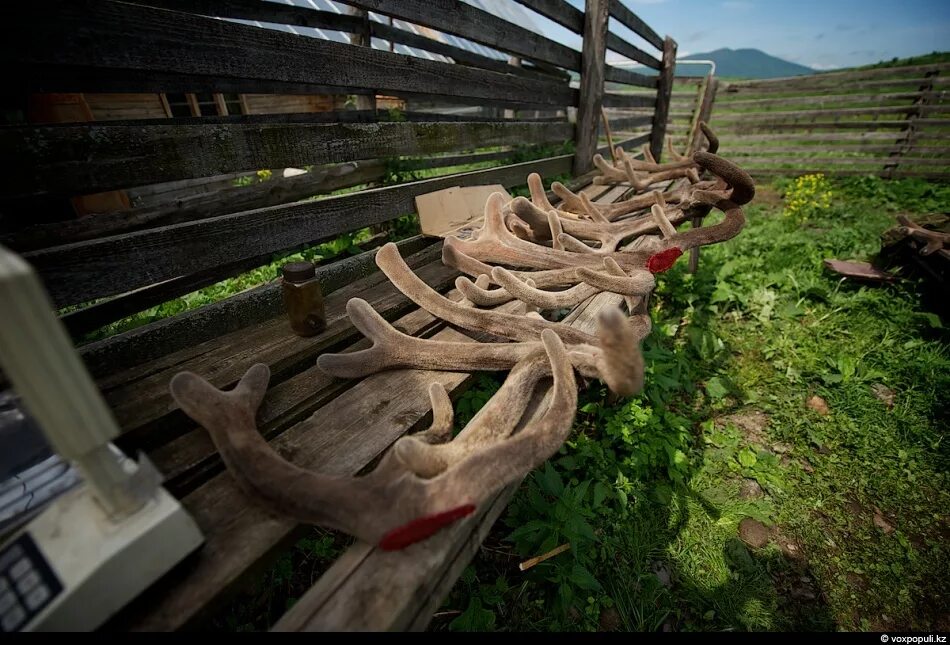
<box><xmin>0</xmin><ymin>246</ymin><xmax>203</xmax><ymax>631</ymax></box>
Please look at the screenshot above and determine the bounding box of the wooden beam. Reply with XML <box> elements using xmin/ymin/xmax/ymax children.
<box><xmin>573</xmin><ymin>0</ymin><xmax>610</xmax><ymax>176</ymax></box>
<box><xmin>605</xmin><ymin>32</ymin><xmax>661</xmax><ymax>69</ymax></box>
<box><xmin>601</xmin><ymin>92</ymin><xmax>656</xmax><ymax>108</ymax></box>
<box><xmin>2</xmin><ymin>120</ymin><xmax>574</xmax><ymax>197</ymax></box>
<box><xmin>514</xmin><ymin>0</ymin><xmax>583</xmax><ymax>32</ymax></box>
<box><xmin>2</xmin><ymin>2</ymin><xmax>572</xmax><ymax>107</ymax></box>
<box><xmin>26</xmin><ymin>155</ymin><xmax>574</xmax><ymax>308</ymax></box>
<box><xmin>608</xmin><ymin>0</ymin><xmax>664</xmax><ymax>50</ymax></box>
<box><xmin>604</xmin><ymin>64</ymin><xmax>656</xmax><ymax>88</ymax></box>
<box><xmin>335</xmin><ymin>0</ymin><xmax>582</xmax><ymax>71</ymax></box>
<box><xmin>649</xmin><ymin>36</ymin><xmax>677</xmax><ymax>161</ymax></box>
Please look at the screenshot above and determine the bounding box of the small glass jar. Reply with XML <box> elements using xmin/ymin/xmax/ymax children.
<box><xmin>281</xmin><ymin>261</ymin><xmax>326</xmax><ymax>337</ymax></box>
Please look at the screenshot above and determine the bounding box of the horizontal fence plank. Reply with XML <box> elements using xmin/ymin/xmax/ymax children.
<box><xmin>702</xmin><ymin>131</ymin><xmax>950</xmax><ymax>143</ymax></box>
<box><xmin>27</xmin><ymin>155</ymin><xmax>574</xmax><ymax>308</ymax></box>
<box><xmin>604</xmin><ymin>114</ymin><xmax>654</xmax><ymax>131</ymax></box>
<box><xmin>140</xmin><ymin>0</ymin><xmax>560</xmax><ymax>82</ymax></box>
<box><xmin>713</xmin><ymin>105</ymin><xmax>948</xmax><ymax>121</ymax></box>
<box><xmin>336</xmin><ymin>0</ymin><xmax>582</xmax><ymax>71</ymax></box>
<box><xmin>716</xmin><ymin>119</ymin><xmax>950</xmax><ymax>132</ymax></box>
<box><xmin>717</xmin><ymin>90</ymin><xmax>947</xmax><ymax>109</ymax></box>
<box><xmin>725</xmin><ymin>63</ymin><xmax>949</xmax><ymax>88</ymax></box>
<box><xmin>608</xmin><ymin>0</ymin><xmax>664</xmax><ymax>50</ymax></box>
<box><xmin>726</xmin><ymin>145</ymin><xmax>950</xmax><ymax>155</ymax></box>
<box><xmin>746</xmin><ymin>168</ymin><xmax>950</xmax><ymax>179</ymax></box>
<box><xmin>605</xmin><ymin>32</ymin><xmax>661</xmax><ymax>69</ymax></box>
<box><xmin>4</xmin><ymin>161</ymin><xmax>392</xmax><ymax>252</ymax></box>
<box><xmin>4</xmin><ymin>2</ymin><xmax>573</xmax><ymax>106</ymax></box>
<box><xmin>732</xmin><ymin>156</ymin><xmax>949</xmax><ymax>167</ymax></box>
<box><xmin>604</xmin><ymin>64</ymin><xmax>657</xmax><ymax>88</ymax></box>
<box><xmin>722</xmin><ymin>77</ymin><xmax>948</xmax><ymax>95</ymax></box>
<box><xmin>514</xmin><ymin>0</ymin><xmax>582</xmax><ymax>33</ymax></box>
<box><xmin>602</xmin><ymin>93</ymin><xmax>657</xmax><ymax>108</ymax></box>
<box><xmin>3</xmin><ymin>120</ymin><xmax>574</xmax><ymax>197</ymax></box>
<box><xmin>75</xmin><ymin>235</ymin><xmax>437</xmax><ymax>377</ymax></box>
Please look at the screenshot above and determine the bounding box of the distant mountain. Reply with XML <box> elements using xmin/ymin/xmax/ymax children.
<box><xmin>677</xmin><ymin>48</ymin><xmax>815</xmax><ymax>79</ymax></box>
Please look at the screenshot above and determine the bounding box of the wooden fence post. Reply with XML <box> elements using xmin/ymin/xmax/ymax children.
<box><xmin>649</xmin><ymin>36</ymin><xmax>677</xmax><ymax>162</ymax></box>
<box><xmin>687</xmin><ymin>74</ymin><xmax>718</xmax><ymax>273</ymax></box>
<box><xmin>347</xmin><ymin>7</ymin><xmax>376</xmax><ymax>112</ymax></box>
<box><xmin>883</xmin><ymin>69</ymin><xmax>940</xmax><ymax>178</ymax></box>
<box><xmin>573</xmin><ymin>0</ymin><xmax>609</xmax><ymax>176</ymax></box>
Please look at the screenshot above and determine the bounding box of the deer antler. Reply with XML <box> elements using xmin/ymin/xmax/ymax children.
<box><xmin>171</xmin><ymin>331</ymin><xmax>578</xmax><ymax>550</ymax></box>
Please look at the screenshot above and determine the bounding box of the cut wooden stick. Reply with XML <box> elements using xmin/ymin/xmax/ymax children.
<box><xmin>519</xmin><ymin>543</ymin><xmax>570</xmax><ymax>571</ymax></box>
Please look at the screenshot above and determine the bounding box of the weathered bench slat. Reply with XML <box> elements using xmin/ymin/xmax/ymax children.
<box><xmin>26</xmin><ymin>155</ymin><xmax>573</xmax><ymax>308</ymax></box>
<box><xmin>3</xmin><ymin>2</ymin><xmax>573</xmax><ymax>107</ymax></box>
<box><xmin>4</xmin><ymin>121</ymin><xmax>574</xmax><ymax>197</ymax></box>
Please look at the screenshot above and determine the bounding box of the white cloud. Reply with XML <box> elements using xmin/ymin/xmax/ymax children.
<box><xmin>810</xmin><ymin>62</ymin><xmax>838</xmax><ymax>70</ymax></box>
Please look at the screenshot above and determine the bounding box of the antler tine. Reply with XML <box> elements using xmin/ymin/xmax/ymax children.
<box><xmin>594</xmin><ymin>308</ymin><xmax>646</xmax><ymax>396</ymax></box>
<box><xmin>699</xmin><ymin>121</ymin><xmax>719</xmax><ymax>154</ymax></box>
<box><xmin>491</xmin><ymin>266</ymin><xmax>599</xmax><ymax>311</ymax></box>
<box><xmin>418</xmin><ymin>331</ymin><xmax>578</xmax><ymax>519</ymax></box>
<box><xmin>418</xmin><ymin>383</ymin><xmax>455</xmax><ymax>444</ymax></box>
<box><xmin>693</xmin><ymin>152</ymin><xmax>755</xmax><ymax>205</ymax></box>
<box><xmin>651</xmin><ymin>204</ymin><xmax>678</xmax><ymax>239</ymax></box>
<box><xmin>394</xmin><ymin>349</ymin><xmax>551</xmax><ymax>478</ymax></box>
<box><xmin>455</xmin><ymin>274</ymin><xmax>516</xmax><ymax>307</ymax></box>
<box><xmin>376</xmin><ymin>242</ymin><xmax>596</xmax><ymax>345</ymax></box>
<box><xmin>576</xmin><ymin>258</ymin><xmax>656</xmax><ymax>295</ymax></box>
<box><xmin>667</xmin><ymin>136</ymin><xmax>686</xmax><ymax>162</ymax></box>
<box><xmin>581</xmin><ymin>192</ymin><xmax>610</xmax><ymax>224</ymax></box>
<box><xmin>443</xmin><ymin>238</ymin><xmax>582</xmax><ymax>289</ymax></box>
<box><xmin>558</xmin><ymin>232</ymin><xmax>599</xmax><ymax>253</ymax></box>
<box><xmin>642</xmin><ymin>144</ymin><xmax>657</xmax><ymax>164</ymax></box>
<box><xmin>593</xmin><ymin>154</ymin><xmax>628</xmax><ymax>183</ymax></box>
<box><xmin>547</xmin><ymin>210</ymin><xmax>564</xmax><ymax>251</ymax></box>
<box><xmin>527</xmin><ymin>172</ymin><xmax>557</xmax><ymax>213</ymax></box>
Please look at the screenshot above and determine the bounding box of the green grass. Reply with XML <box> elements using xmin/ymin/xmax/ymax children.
<box><xmin>433</xmin><ymin>175</ymin><xmax>949</xmax><ymax>632</ymax></box>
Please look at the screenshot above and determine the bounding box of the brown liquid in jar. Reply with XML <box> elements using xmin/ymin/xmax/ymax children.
<box><xmin>281</xmin><ymin>261</ymin><xmax>326</xmax><ymax>337</ymax></box>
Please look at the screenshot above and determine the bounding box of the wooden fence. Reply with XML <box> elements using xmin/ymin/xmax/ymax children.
<box><xmin>698</xmin><ymin>63</ymin><xmax>950</xmax><ymax>180</ymax></box>
<box><xmin>0</xmin><ymin>0</ymin><xmax>681</xmax><ymax>631</ymax></box>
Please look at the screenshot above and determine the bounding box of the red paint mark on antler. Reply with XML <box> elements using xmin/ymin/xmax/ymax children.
<box><xmin>378</xmin><ymin>504</ymin><xmax>477</xmax><ymax>551</ymax></box>
<box><xmin>646</xmin><ymin>247</ymin><xmax>683</xmax><ymax>273</ymax></box>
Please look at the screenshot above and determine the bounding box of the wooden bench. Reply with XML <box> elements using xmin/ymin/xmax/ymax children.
<box><xmin>0</xmin><ymin>0</ymin><xmax>693</xmax><ymax>630</ymax></box>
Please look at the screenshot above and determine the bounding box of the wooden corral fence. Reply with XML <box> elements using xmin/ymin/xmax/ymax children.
<box><xmin>699</xmin><ymin>62</ymin><xmax>950</xmax><ymax>180</ymax></box>
<box><xmin>0</xmin><ymin>0</ymin><xmax>693</xmax><ymax>632</ymax></box>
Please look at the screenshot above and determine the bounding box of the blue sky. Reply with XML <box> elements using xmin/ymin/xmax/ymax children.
<box><xmin>538</xmin><ymin>0</ymin><xmax>950</xmax><ymax>70</ymax></box>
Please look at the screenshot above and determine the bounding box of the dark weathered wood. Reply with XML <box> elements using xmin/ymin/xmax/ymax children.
<box><xmin>335</xmin><ymin>0</ymin><xmax>582</xmax><ymax>71</ymax></box>
<box><xmin>141</xmin><ymin>0</ymin><xmax>565</xmax><ymax>82</ymax></box>
<box><xmin>688</xmin><ymin>76</ymin><xmax>718</xmax><ymax>154</ymax></box>
<box><xmin>713</xmin><ymin>104</ymin><xmax>947</xmax><ymax>121</ymax></box>
<box><xmin>78</xmin><ymin>237</ymin><xmax>436</xmax><ymax>380</ymax></box>
<box><xmin>722</xmin><ymin>77</ymin><xmax>950</xmax><ymax>95</ymax></box>
<box><xmin>716</xmin><ymin>119</ymin><xmax>950</xmax><ymax>132</ymax></box>
<box><xmin>4</xmin><ymin>120</ymin><xmax>573</xmax><ymax>197</ymax></box>
<box><xmin>746</xmin><ymin>168</ymin><xmax>950</xmax><ymax>179</ymax></box>
<box><xmin>402</xmin><ymin>149</ymin><xmax>520</xmax><ymax>171</ymax></box>
<box><xmin>3</xmin><ymin>2</ymin><xmax>572</xmax><ymax>107</ymax></box>
<box><xmin>608</xmin><ymin>0</ymin><xmax>664</xmax><ymax>50</ymax></box>
<box><xmin>601</xmin><ymin>92</ymin><xmax>657</xmax><ymax>108</ymax></box>
<box><xmin>514</xmin><ymin>0</ymin><xmax>583</xmax><ymax>32</ymax></box>
<box><xmin>883</xmin><ymin>71</ymin><xmax>941</xmax><ymax>177</ymax></box>
<box><xmin>649</xmin><ymin>37</ymin><xmax>677</xmax><ymax>161</ymax></box>
<box><xmin>724</xmin><ymin>62</ymin><xmax>950</xmax><ymax>88</ymax></box>
<box><xmin>716</xmin><ymin>90</ymin><xmax>947</xmax><ymax>109</ymax></box>
<box><xmin>5</xmin><ymin>161</ymin><xmax>390</xmax><ymax>252</ymax></box>
<box><xmin>601</xmin><ymin>132</ymin><xmax>651</xmax><ymax>154</ymax></box>
<box><xmin>604</xmin><ymin>64</ymin><xmax>657</xmax><ymax>88</ymax></box>
<box><xmin>27</xmin><ymin>155</ymin><xmax>573</xmax><ymax>308</ymax></box>
<box><xmin>725</xmin><ymin>145</ymin><xmax>950</xmax><ymax>154</ymax></box>
<box><xmin>604</xmin><ymin>114</ymin><xmax>654</xmax><ymax>131</ymax></box>
<box><xmin>732</xmin><ymin>156</ymin><xmax>949</xmax><ymax>167</ymax></box>
<box><xmin>573</xmin><ymin>0</ymin><xmax>610</xmax><ymax>176</ymax></box>
<box><xmin>605</xmin><ymin>32</ymin><xmax>661</xmax><ymax>70</ymax></box>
